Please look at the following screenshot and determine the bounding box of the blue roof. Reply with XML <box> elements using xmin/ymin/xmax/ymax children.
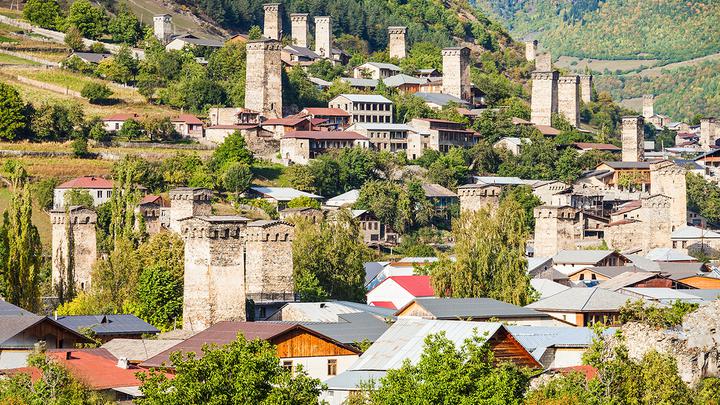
<box><xmin>54</xmin><ymin>314</ymin><xmax>160</xmax><ymax>336</ymax></box>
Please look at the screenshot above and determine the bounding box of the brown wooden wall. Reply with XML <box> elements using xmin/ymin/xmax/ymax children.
<box><xmin>395</xmin><ymin>302</ymin><xmax>430</xmax><ymax>318</ymax></box>
<box><xmin>488</xmin><ymin>328</ymin><xmax>541</xmax><ymax>369</ymax></box>
<box><xmin>273</xmin><ymin>329</ymin><xmax>358</xmax><ymax>358</ymax></box>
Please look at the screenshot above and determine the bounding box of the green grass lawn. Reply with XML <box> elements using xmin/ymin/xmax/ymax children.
<box><xmin>0</xmin><ymin>34</ymin><xmax>17</xmax><ymax>42</ymax></box>
<box><xmin>0</xmin><ymin>22</ymin><xmax>23</xmax><ymax>32</ymax></box>
<box><xmin>0</xmin><ymin>52</ymin><xmax>38</xmax><ymax>65</ymax></box>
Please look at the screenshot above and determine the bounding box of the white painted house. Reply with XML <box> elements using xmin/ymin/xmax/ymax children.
<box><xmin>53</xmin><ymin>176</ymin><xmax>114</xmax><ymax>209</ymax></box>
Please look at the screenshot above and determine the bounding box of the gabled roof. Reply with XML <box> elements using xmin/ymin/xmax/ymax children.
<box><xmin>339</xmin><ymin>77</ymin><xmax>378</xmax><ymax>88</ymax></box>
<box><xmin>0</xmin><ymin>301</ymin><xmax>90</xmax><ymax>349</ymax></box>
<box><xmin>102</xmin><ymin>113</ymin><xmax>140</xmax><ymax>122</ymax></box>
<box><xmin>526</xmin><ymin>287</ymin><xmax>635</xmax><ymax>312</ymax></box>
<box><xmin>171</xmin><ymin>34</ymin><xmax>223</xmax><ymax>47</ymax></box>
<box><xmin>572</xmin><ymin>142</ymin><xmax>621</xmax><ymax>151</ymax></box>
<box><xmin>171</xmin><ymin>114</ymin><xmax>203</xmax><ymax>125</ymax></box>
<box><xmin>597</xmin><ymin>271</ymin><xmax>663</xmax><ymax>291</ymax></box>
<box><xmin>334</xmin><ymin>94</ymin><xmax>391</xmax><ymax>103</ymax></box>
<box><xmin>601</xmin><ymin>161</ymin><xmax>652</xmax><ymax>170</ymax></box>
<box><xmin>139</xmin><ymin>194</ymin><xmax>166</xmax><ymax>206</ymax></box>
<box><xmin>612</xmin><ymin>200</ymin><xmax>641</xmax><ymax>215</ymax></box>
<box><xmin>262</xmin><ymin>116</ymin><xmax>309</xmax><ymax>126</ymax></box>
<box><xmin>507</xmin><ymin>326</ymin><xmax>599</xmax><ymax>351</ymax></box>
<box><xmin>569</xmin><ymin>265</ymin><xmax>641</xmax><ymax>279</ymax></box>
<box><xmin>301</xmin><ymin>312</ymin><xmax>391</xmax><ymax>344</ymax></box>
<box><xmin>413</xmin><ymin>92</ymin><xmax>469</xmax><ymax>107</ymax></box>
<box><xmin>530</xmin><ymin>279</ymin><xmax>570</xmax><ymax>299</ymax></box>
<box><xmin>398</xmin><ymin>297</ymin><xmax>550</xmax><ymax>320</ymax></box>
<box><xmin>671</xmin><ymin>225</ymin><xmax>720</xmax><ymax>240</ymax></box>
<box><xmin>101</xmin><ymin>338</ymin><xmax>184</xmax><ymax>363</ymax></box>
<box><xmin>141</xmin><ymin>321</ymin><xmax>359</xmax><ymax>368</ymax></box>
<box><xmin>375</xmin><ymin>275</ymin><xmax>434</xmax><ymax>297</ymax></box>
<box><xmin>249</xmin><ymin>186</ymin><xmax>323</xmax><ymax>201</ymax></box>
<box><xmin>57</xmin><ymin>176</ymin><xmax>113</xmax><ymax>189</ymax></box>
<box><xmin>55</xmin><ymin>314</ymin><xmax>160</xmax><ymax>336</ymax></box>
<box><xmin>302</xmin><ymin>107</ymin><xmax>350</xmax><ymax>117</ymax></box>
<box><xmin>553</xmin><ymin>250</ymin><xmax>619</xmax><ymax>265</ymax></box>
<box><xmin>421</xmin><ymin>183</ymin><xmax>457</xmax><ymax>198</ymax></box>
<box><xmin>283</xmin><ymin>45</ymin><xmax>320</xmax><ymax>59</ymax></box>
<box><xmin>383</xmin><ymin>74</ymin><xmax>427</xmax><ymax>87</ymax></box>
<box><xmin>358</xmin><ymin>62</ymin><xmax>401</xmax><ymax>71</ymax></box>
<box><xmin>645</xmin><ymin>247</ymin><xmax>697</xmax><ymax>262</ymax></box>
<box><xmin>71</xmin><ymin>52</ymin><xmax>112</xmax><ymax>63</ymax></box>
<box><xmin>618</xmin><ymin>288</ymin><xmax>704</xmax><ymax>303</ymax></box>
<box><xmin>325</xmin><ymin>189</ymin><xmax>359</xmax><ymax>207</ymax></box>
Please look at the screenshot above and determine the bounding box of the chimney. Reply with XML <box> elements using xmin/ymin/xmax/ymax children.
<box><xmin>65</xmin><ymin>351</ymin><xmax>72</xmax><ymax>360</ymax></box>
<box><xmin>314</xmin><ymin>16</ymin><xmax>332</xmax><ymax>59</ymax></box>
<box><xmin>290</xmin><ymin>13</ymin><xmax>308</xmax><ymax>48</ymax></box>
<box><xmin>117</xmin><ymin>357</ymin><xmax>129</xmax><ymax>369</ymax></box>
<box><xmin>263</xmin><ymin>3</ymin><xmax>282</xmax><ymax>41</ymax></box>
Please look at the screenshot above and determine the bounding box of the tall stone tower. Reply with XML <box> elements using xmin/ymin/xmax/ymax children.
<box><xmin>621</xmin><ymin>116</ymin><xmax>644</xmax><ymax>162</ymax></box>
<box><xmin>153</xmin><ymin>14</ymin><xmax>172</xmax><ymax>44</ymax></box>
<box><xmin>525</xmin><ymin>40</ymin><xmax>538</xmax><ymax>61</ymax></box>
<box><xmin>245</xmin><ymin>39</ymin><xmax>283</xmax><ymax>119</ymax></box>
<box><xmin>558</xmin><ymin>75</ymin><xmax>580</xmax><ymax>127</ymax></box>
<box><xmin>245</xmin><ymin>221</ymin><xmax>295</xmax><ymax>300</ymax></box>
<box><xmin>533</xmin><ymin>206</ymin><xmax>581</xmax><ymax>257</ymax></box>
<box><xmin>290</xmin><ymin>13</ymin><xmax>308</xmax><ymax>47</ymax></box>
<box><xmin>642</xmin><ymin>94</ymin><xmax>654</xmax><ymax>118</ymax></box>
<box><xmin>263</xmin><ymin>3</ymin><xmax>282</xmax><ymax>40</ymax></box>
<box><xmin>180</xmin><ymin>217</ymin><xmax>249</xmax><ymax>331</ymax></box>
<box><xmin>535</xmin><ymin>53</ymin><xmax>552</xmax><ymax>72</ymax></box>
<box><xmin>650</xmin><ymin>160</ymin><xmax>687</xmax><ymax>231</ymax></box>
<box><xmin>314</xmin><ymin>16</ymin><xmax>332</xmax><ymax>59</ymax></box>
<box><xmin>441</xmin><ymin>46</ymin><xmax>470</xmax><ymax>102</ymax></box>
<box><xmin>388</xmin><ymin>26</ymin><xmax>407</xmax><ymax>59</ymax></box>
<box><xmin>579</xmin><ymin>75</ymin><xmax>593</xmax><ymax>103</ymax></box>
<box><xmin>51</xmin><ymin>206</ymin><xmax>97</xmax><ymax>294</ymax></box>
<box><xmin>700</xmin><ymin>118</ymin><xmax>719</xmax><ymax>150</ymax></box>
<box><xmin>531</xmin><ymin>71</ymin><xmax>559</xmax><ymax>126</ymax></box>
<box><xmin>169</xmin><ymin>187</ymin><xmax>213</xmax><ymax>233</ymax></box>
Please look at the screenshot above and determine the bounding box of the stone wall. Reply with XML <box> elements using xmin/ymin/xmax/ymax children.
<box><xmin>535</xmin><ymin>53</ymin><xmax>552</xmax><ymax>71</ymax></box>
<box><xmin>642</xmin><ymin>94</ymin><xmax>654</xmax><ymax>119</ymax></box>
<box><xmin>245</xmin><ymin>222</ymin><xmax>295</xmax><ymax>298</ymax></box>
<box><xmin>153</xmin><ymin>15</ymin><xmax>172</xmax><ymax>44</ymax></box>
<box><xmin>579</xmin><ymin>75</ymin><xmax>593</xmax><ymax>103</ymax></box>
<box><xmin>280</xmin><ymin>137</ymin><xmax>310</xmax><ymax>165</ymax></box>
<box><xmin>621</xmin><ymin>116</ymin><xmax>644</xmax><ymax>162</ymax></box>
<box><xmin>441</xmin><ymin>47</ymin><xmax>470</xmax><ymax>102</ymax></box>
<box><xmin>533</xmin><ymin>206</ymin><xmax>583</xmax><ymax>257</ymax></box>
<box><xmin>558</xmin><ymin>75</ymin><xmax>580</xmax><ymax>127</ymax></box>
<box><xmin>524</xmin><ymin>40</ymin><xmax>537</xmax><ymax>62</ymax></box>
<box><xmin>700</xmin><ymin>118</ymin><xmax>719</xmax><ymax>150</ymax></box>
<box><xmin>290</xmin><ymin>13</ymin><xmax>308</xmax><ymax>47</ymax></box>
<box><xmin>649</xmin><ymin>160</ymin><xmax>687</xmax><ymax>231</ymax></box>
<box><xmin>388</xmin><ymin>26</ymin><xmax>407</xmax><ymax>59</ymax></box>
<box><xmin>263</xmin><ymin>3</ymin><xmax>282</xmax><ymax>41</ymax></box>
<box><xmin>604</xmin><ymin>194</ymin><xmax>672</xmax><ymax>253</ymax></box>
<box><xmin>458</xmin><ymin>184</ymin><xmax>501</xmax><ymax>212</ymax></box>
<box><xmin>50</xmin><ymin>208</ymin><xmax>97</xmax><ymax>294</ymax></box>
<box><xmin>314</xmin><ymin>16</ymin><xmax>332</xmax><ymax>59</ymax></box>
<box><xmin>169</xmin><ymin>188</ymin><xmax>213</xmax><ymax>233</ymax></box>
<box><xmin>245</xmin><ymin>39</ymin><xmax>283</xmax><ymax>119</ymax></box>
<box><xmin>531</xmin><ymin>71</ymin><xmax>559</xmax><ymax>126</ymax></box>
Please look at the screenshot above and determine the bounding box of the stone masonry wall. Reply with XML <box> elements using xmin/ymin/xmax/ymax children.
<box><xmin>458</xmin><ymin>185</ymin><xmax>501</xmax><ymax>212</ymax></box>
<box><xmin>621</xmin><ymin>116</ymin><xmax>644</xmax><ymax>162</ymax></box>
<box><xmin>388</xmin><ymin>26</ymin><xmax>407</xmax><ymax>59</ymax></box>
<box><xmin>642</xmin><ymin>94</ymin><xmax>654</xmax><ymax>119</ymax></box>
<box><xmin>558</xmin><ymin>75</ymin><xmax>580</xmax><ymax>127</ymax></box>
<box><xmin>245</xmin><ymin>222</ymin><xmax>295</xmax><ymax>298</ymax></box>
<box><xmin>531</xmin><ymin>71</ymin><xmax>559</xmax><ymax>126</ymax></box>
<box><xmin>263</xmin><ymin>3</ymin><xmax>281</xmax><ymax>40</ymax></box>
<box><xmin>525</xmin><ymin>40</ymin><xmax>537</xmax><ymax>62</ymax></box>
<box><xmin>51</xmin><ymin>209</ymin><xmax>97</xmax><ymax>293</ymax></box>
<box><xmin>169</xmin><ymin>188</ymin><xmax>212</xmax><ymax>233</ymax></box>
<box><xmin>700</xmin><ymin>118</ymin><xmax>719</xmax><ymax>150</ymax></box>
<box><xmin>290</xmin><ymin>13</ymin><xmax>308</xmax><ymax>47</ymax></box>
<box><xmin>533</xmin><ymin>206</ymin><xmax>582</xmax><ymax>257</ymax></box>
<box><xmin>650</xmin><ymin>160</ymin><xmax>687</xmax><ymax>231</ymax></box>
<box><xmin>441</xmin><ymin>47</ymin><xmax>470</xmax><ymax>101</ymax></box>
<box><xmin>314</xmin><ymin>16</ymin><xmax>332</xmax><ymax>59</ymax></box>
<box><xmin>245</xmin><ymin>39</ymin><xmax>283</xmax><ymax>119</ymax></box>
<box><xmin>579</xmin><ymin>75</ymin><xmax>593</xmax><ymax>104</ymax></box>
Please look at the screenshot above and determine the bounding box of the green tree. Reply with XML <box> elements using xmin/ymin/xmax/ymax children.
<box><xmin>292</xmin><ymin>210</ymin><xmax>372</xmax><ymax>301</ymax></box>
<box><xmin>499</xmin><ymin>185</ymin><xmax>542</xmax><ymax>233</ymax></box>
<box><xmin>142</xmin><ymin>116</ymin><xmax>178</xmax><ymax>141</ymax></box>
<box><xmin>247</xmin><ymin>25</ymin><xmax>262</xmax><ymax>40</ymax></box>
<box><xmin>64</xmin><ymin>189</ymin><xmax>94</xmax><ymax>208</ymax></box>
<box><xmin>430</xmin><ymin>197</ymin><xmax>533</xmax><ymax>305</ymax></box>
<box><xmin>0</xmin><ymin>167</ymin><xmax>43</xmax><ymax>311</ymax></box>
<box><xmin>91</xmin><ymin>237</ymin><xmax>140</xmax><ymax>311</ymax></box>
<box><xmin>222</xmin><ymin>162</ymin><xmax>253</xmax><ymax>196</ymax></box>
<box><xmin>131</xmin><ymin>265</ymin><xmax>182</xmax><ymax>331</ymax></box>
<box><xmin>686</xmin><ymin>173</ymin><xmax>720</xmax><ymax>223</ymax></box>
<box><xmin>137</xmin><ymin>334</ymin><xmax>322</xmax><ymax>404</ymax></box>
<box><xmin>80</xmin><ymin>82</ymin><xmax>112</xmax><ymax>104</ymax></box>
<box><xmin>22</xmin><ymin>0</ymin><xmax>62</xmax><ymax>29</ymax></box>
<box><xmin>210</xmin><ymin>130</ymin><xmax>254</xmax><ymax>170</ymax></box>
<box><xmin>355</xmin><ymin>180</ymin><xmax>432</xmax><ymax>233</ymax></box>
<box><xmin>427</xmin><ymin>147</ymin><xmax>470</xmax><ymax>188</ymax></box>
<box><xmin>89</xmin><ymin>121</ymin><xmax>110</xmax><ymax>142</ymax></box>
<box><xmin>0</xmin><ymin>83</ymin><xmax>27</xmax><ymax>140</ymax></box>
<box><xmin>287</xmin><ymin>196</ymin><xmax>321</xmax><ymax>209</ymax></box>
<box><xmin>365</xmin><ymin>332</ymin><xmax>530</xmax><ymax>405</ymax></box>
<box><xmin>118</xmin><ymin>119</ymin><xmax>143</xmax><ymax>140</ymax></box>
<box><xmin>107</xmin><ymin>4</ymin><xmax>142</xmax><ymax>45</ymax></box>
<box><xmin>66</xmin><ymin>0</ymin><xmax>108</xmax><ymax>40</ymax></box>
<box><xmin>618</xmin><ymin>299</ymin><xmax>698</xmax><ymax>328</ymax></box>
<box><xmin>33</xmin><ymin>177</ymin><xmax>59</xmax><ymax>211</ymax></box>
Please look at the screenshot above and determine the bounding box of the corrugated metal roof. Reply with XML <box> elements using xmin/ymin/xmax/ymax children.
<box><xmin>326</xmin><ymin>189</ymin><xmax>359</xmax><ymax>207</ymax></box>
<box><xmin>302</xmin><ymin>312</ymin><xmax>390</xmax><ymax>344</ymax></box>
<box><xmin>618</xmin><ymin>288</ymin><xmax>704</xmax><ymax>303</ymax></box>
<box><xmin>250</xmin><ymin>186</ymin><xmax>323</xmax><ymax>201</ymax></box>
<box><xmin>598</xmin><ymin>272</ymin><xmax>663</xmax><ymax>291</ymax></box>
<box><xmin>414</xmin><ymin>92</ymin><xmax>469</xmax><ymax>107</ymax></box>
<box><xmin>55</xmin><ymin>315</ymin><xmax>160</xmax><ymax>336</ymax></box>
<box><xmin>101</xmin><ymin>338</ymin><xmax>183</xmax><ymax>362</ymax></box>
<box><xmin>349</xmin><ymin>318</ymin><xmax>503</xmax><ymax>371</ymax></box>
<box><xmin>526</xmin><ymin>287</ymin><xmax>636</xmax><ymax>312</ymax></box>
<box><xmin>530</xmin><ymin>279</ymin><xmax>570</xmax><ymax>299</ymax></box>
<box><xmin>339</xmin><ymin>78</ymin><xmax>379</xmax><ymax>88</ymax></box>
<box><xmin>671</xmin><ymin>226</ymin><xmax>720</xmax><ymax>240</ymax></box>
<box><xmin>507</xmin><ymin>326</ymin><xmax>598</xmax><ymax>352</ymax></box>
<box><xmin>553</xmin><ymin>250</ymin><xmax>616</xmax><ymax>265</ymax></box>
<box><xmin>324</xmin><ymin>370</ymin><xmax>388</xmax><ymax>390</ymax></box>
<box><xmin>645</xmin><ymin>248</ymin><xmax>697</xmax><ymax>261</ymax></box>
<box><xmin>383</xmin><ymin>74</ymin><xmax>427</xmax><ymax>87</ymax></box>
<box><xmin>335</xmin><ymin>93</ymin><xmax>391</xmax><ymax>103</ymax></box>
<box><xmin>684</xmin><ymin>289</ymin><xmax>720</xmax><ymax>301</ymax></box>
<box><xmin>360</xmin><ymin>62</ymin><xmax>401</xmax><ymax>70</ymax></box>
<box><xmin>404</xmin><ymin>297</ymin><xmax>549</xmax><ymax>319</ymax></box>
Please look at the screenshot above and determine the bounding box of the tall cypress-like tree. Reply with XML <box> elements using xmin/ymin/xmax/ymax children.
<box><xmin>430</xmin><ymin>197</ymin><xmax>535</xmax><ymax>306</ymax></box>
<box><xmin>1</xmin><ymin>167</ymin><xmax>43</xmax><ymax>311</ymax></box>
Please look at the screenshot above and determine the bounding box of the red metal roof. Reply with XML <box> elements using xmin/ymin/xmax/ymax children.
<box><xmin>171</xmin><ymin>114</ymin><xmax>203</xmax><ymax>125</ymax></box>
<box><xmin>369</xmin><ymin>301</ymin><xmax>397</xmax><ymax>309</ymax></box>
<box><xmin>102</xmin><ymin>113</ymin><xmax>140</xmax><ymax>122</ymax></box>
<box><xmin>302</xmin><ymin>107</ymin><xmax>350</xmax><ymax>117</ymax></box>
<box><xmin>57</xmin><ymin>176</ymin><xmax>113</xmax><ymax>189</ymax></box>
<box><xmin>572</xmin><ymin>142</ymin><xmax>621</xmax><ymax>151</ymax></box>
<box><xmin>139</xmin><ymin>194</ymin><xmax>165</xmax><ymax>206</ymax></box>
<box><xmin>553</xmin><ymin>365</ymin><xmax>598</xmax><ymax>380</ymax></box>
<box><xmin>284</xmin><ymin>131</ymin><xmax>368</xmax><ymax>141</ymax></box>
<box><xmin>207</xmin><ymin>124</ymin><xmax>258</xmax><ymax>129</ymax></box>
<box><xmin>262</xmin><ymin>116</ymin><xmax>309</xmax><ymax>126</ymax></box>
<box><xmin>612</xmin><ymin>200</ymin><xmax>641</xmax><ymax>215</ymax></box>
<box><xmin>535</xmin><ymin>125</ymin><xmax>561</xmax><ymax>136</ymax></box>
<box><xmin>388</xmin><ymin>275</ymin><xmax>434</xmax><ymax>297</ymax></box>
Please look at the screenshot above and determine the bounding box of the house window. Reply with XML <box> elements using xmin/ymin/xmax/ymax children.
<box><xmin>106</xmin><ymin>190</ymin><xmax>111</xmax><ymax>197</ymax></box>
<box><xmin>282</xmin><ymin>360</ymin><xmax>293</xmax><ymax>371</ymax></box>
<box><xmin>96</xmin><ymin>190</ymin><xmax>102</xmax><ymax>198</ymax></box>
<box><xmin>579</xmin><ymin>274</ymin><xmax>585</xmax><ymax>281</ymax></box>
<box><xmin>327</xmin><ymin>359</ymin><xmax>337</xmax><ymax>376</ymax></box>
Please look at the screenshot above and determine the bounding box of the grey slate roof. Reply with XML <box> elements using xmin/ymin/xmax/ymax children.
<box><xmin>526</xmin><ymin>287</ymin><xmax>636</xmax><ymax>312</ymax></box>
<box><xmin>402</xmin><ymin>297</ymin><xmax>550</xmax><ymax>320</ymax></box>
<box><xmin>413</xmin><ymin>92</ymin><xmax>469</xmax><ymax>107</ymax></box>
<box><xmin>0</xmin><ymin>300</ymin><xmax>89</xmax><ymax>349</ymax></box>
<box><xmin>54</xmin><ymin>314</ymin><xmax>160</xmax><ymax>336</ymax></box>
<box><xmin>553</xmin><ymin>250</ymin><xmax>617</xmax><ymax>265</ymax></box>
<box><xmin>361</xmin><ymin>62</ymin><xmax>401</xmax><ymax>71</ymax></box>
<box><xmin>332</xmin><ymin>300</ymin><xmax>397</xmax><ymax>318</ymax></box>
<box><xmin>598</xmin><ymin>271</ymin><xmax>659</xmax><ymax>291</ymax></box>
<box><xmin>530</xmin><ymin>279</ymin><xmax>570</xmax><ymax>300</ymax></box>
<box><xmin>283</xmin><ymin>45</ymin><xmax>320</xmax><ymax>59</ymax></box>
<box><xmin>383</xmin><ymin>74</ymin><xmax>427</xmax><ymax>87</ymax></box>
<box><xmin>250</xmin><ymin>186</ymin><xmax>323</xmax><ymax>201</ymax></box>
<box><xmin>645</xmin><ymin>248</ymin><xmax>698</xmax><ymax>261</ymax></box>
<box><xmin>421</xmin><ymin>183</ymin><xmax>457</xmax><ymax>198</ymax></box>
<box><xmin>684</xmin><ymin>289</ymin><xmax>720</xmax><ymax>301</ymax></box>
<box><xmin>0</xmin><ymin>300</ymin><xmax>33</xmax><ymax>316</ymax></box>
<box><xmin>339</xmin><ymin>77</ymin><xmax>379</xmax><ymax>88</ymax></box>
<box><xmin>302</xmin><ymin>312</ymin><xmax>390</xmax><ymax>344</ymax></box>
<box><xmin>101</xmin><ymin>338</ymin><xmax>184</xmax><ymax>362</ymax></box>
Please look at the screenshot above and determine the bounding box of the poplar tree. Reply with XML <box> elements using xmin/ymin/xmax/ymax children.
<box><xmin>430</xmin><ymin>197</ymin><xmax>534</xmax><ymax>306</ymax></box>
<box><xmin>0</xmin><ymin>167</ymin><xmax>43</xmax><ymax>311</ymax></box>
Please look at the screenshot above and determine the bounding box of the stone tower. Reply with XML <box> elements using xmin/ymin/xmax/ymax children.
<box><xmin>457</xmin><ymin>184</ymin><xmax>501</xmax><ymax>212</ymax></box>
<box><xmin>51</xmin><ymin>206</ymin><xmax>97</xmax><ymax>294</ymax></box>
<box><xmin>622</xmin><ymin>116</ymin><xmax>644</xmax><ymax>162</ymax></box>
<box><xmin>700</xmin><ymin>118</ymin><xmax>719</xmax><ymax>150</ymax></box>
<box><xmin>153</xmin><ymin>14</ymin><xmax>172</xmax><ymax>44</ymax></box>
<box><xmin>533</xmin><ymin>206</ymin><xmax>581</xmax><ymax>257</ymax></box>
<box><xmin>245</xmin><ymin>39</ymin><xmax>283</xmax><ymax>119</ymax></box>
<box><xmin>263</xmin><ymin>3</ymin><xmax>282</xmax><ymax>40</ymax></box>
<box><xmin>245</xmin><ymin>221</ymin><xmax>295</xmax><ymax>300</ymax></box>
<box><xmin>525</xmin><ymin>40</ymin><xmax>538</xmax><ymax>61</ymax></box>
<box><xmin>643</xmin><ymin>94</ymin><xmax>654</xmax><ymax>118</ymax></box>
<box><xmin>290</xmin><ymin>13</ymin><xmax>308</xmax><ymax>47</ymax></box>
<box><xmin>168</xmin><ymin>187</ymin><xmax>213</xmax><ymax>233</ymax></box>
<box><xmin>388</xmin><ymin>26</ymin><xmax>407</xmax><ymax>59</ymax></box>
<box><xmin>441</xmin><ymin>46</ymin><xmax>470</xmax><ymax>102</ymax></box>
<box><xmin>650</xmin><ymin>160</ymin><xmax>687</xmax><ymax>231</ymax></box>
<box><xmin>531</xmin><ymin>71</ymin><xmax>559</xmax><ymax>126</ymax></box>
<box><xmin>579</xmin><ymin>75</ymin><xmax>593</xmax><ymax>103</ymax></box>
<box><xmin>314</xmin><ymin>16</ymin><xmax>332</xmax><ymax>59</ymax></box>
<box><xmin>180</xmin><ymin>217</ymin><xmax>249</xmax><ymax>331</ymax></box>
<box><xmin>558</xmin><ymin>75</ymin><xmax>580</xmax><ymax>127</ymax></box>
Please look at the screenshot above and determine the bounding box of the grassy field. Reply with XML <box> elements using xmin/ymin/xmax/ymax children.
<box><xmin>0</xmin><ymin>187</ymin><xmax>52</xmax><ymax>248</ymax></box>
<box><xmin>0</xmin><ymin>52</ymin><xmax>38</xmax><ymax>65</ymax></box>
<box><xmin>555</xmin><ymin>56</ymin><xmax>660</xmax><ymax>74</ymax></box>
<box><xmin>0</xmin><ymin>22</ymin><xmax>22</xmax><ymax>32</ymax></box>
<box><xmin>0</xmin><ymin>7</ymin><xmax>21</xmax><ymax>18</ymax></box>
<box><xmin>123</xmin><ymin>0</ymin><xmax>224</xmax><ymax>39</ymax></box>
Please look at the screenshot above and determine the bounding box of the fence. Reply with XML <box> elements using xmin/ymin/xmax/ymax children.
<box><xmin>0</xmin><ymin>49</ymin><xmax>58</xmax><ymax>66</ymax></box>
<box><xmin>16</xmin><ymin>75</ymin><xmax>80</xmax><ymax>96</ymax></box>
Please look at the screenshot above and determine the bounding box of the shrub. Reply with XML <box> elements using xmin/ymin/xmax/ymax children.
<box><xmin>80</xmin><ymin>82</ymin><xmax>112</xmax><ymax>104</ymax></box>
